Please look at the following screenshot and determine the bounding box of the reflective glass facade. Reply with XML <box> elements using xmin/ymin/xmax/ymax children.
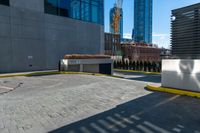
<box><xmin>0</xmin><ymin>0</ymin><xmax>9</xmax><ymax>6</ymax></box>
<box><xmin>44</xmin><ymin>0</ymin><xmax>104</xmax><ymax>25</ymax></box>
<box><xmin>134</xmin><ymin>0</ymin><xmax>152</xmax><ymax>44</ymax></box>
<box><xmin>110</xmin><ymin>6</ymin><xmax>123</xmax><ymax>38</ymax></box>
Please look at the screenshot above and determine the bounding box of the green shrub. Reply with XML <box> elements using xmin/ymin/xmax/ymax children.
<box><xmin>144</xmin><ymin>61</ymin><xmax>147</xmax><ymax>71</ymax></box>
<box><xmin>125</xmin><ymin>60</ymin><xmax>129</xmax><ymax>70</ymax></box>
<box><xmin>114</xmin><ymin>60</ymin><xmax>117</xmax><ymax>68</ymax></box>
<box><xmin>140</xmin><ymin>61</ymin><xmax>144</xmax><ymax>71</ymax></box>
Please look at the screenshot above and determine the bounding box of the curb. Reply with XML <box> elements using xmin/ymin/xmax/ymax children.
<box><xmin>0</xmin><ymin>72</ymin><xmax>92</xmax><ymax>78</ymax></box>
<box><xmin>114</xmin><ymin>69</ymin><xmax>161</xmax><ymax>75</ymax></box>
<box><xmin>0</xmin><ymin>74</ymin><xmax>27</xmax><ymax>78</ymax></box>
<box><xmin>146</xmin><ymin>85</ymin><xmax>200</xmax><ymax>99</ymax></box>
<box><xmin>0</xmin><ymin>71</ymin><xmax>122</xmax><ymax>79</ymax></box>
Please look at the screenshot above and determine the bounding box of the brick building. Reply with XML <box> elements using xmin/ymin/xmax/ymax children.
<box><xmin>121</xmin><ymin>43</ymin><xmax>161</xmax><ymax>62</ymax></box>
<box><xmin>104</xmin><ymin>33</ymin><xmax>121</xmax><ymax>56</ymax></box>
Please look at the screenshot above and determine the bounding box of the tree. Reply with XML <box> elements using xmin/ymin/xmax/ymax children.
<box><xmin>132</xmin><ymin>61</ymin><xmax>136</xmax><ymax>70</ymax></box>
<box><xmin>116</xmin><ymin>60</ymin><xmax>119</xmax><ymax>69</ymax></box>
<box><xmin>152</xmin><ymin>61</ymin><xmax>156</xmax><ymax>72</ymax></box>
<box><xmin>144</xmin><ymin>61</ymin><xmax>147</xmax><ymax>71</ymax></box>
<box><xmin>140</xmin><ymin>61</ymin><xmax>144</xmax><ymax>71</ymax></box>
<box><xmin>125</xmin><ymin>60</ymin><xmax>129</xmax><ymax>70</ymax></box>
<box><xmin>135</xmin><ymin>61</ymin><xmax>137</xmax><ymax>70</ymax></box>
<box><xmin>114</xmin><ymin>60</ymin><xmax>117</xmax><ymax>68</ymax></box>
<box><xmin>149</xmin><ymin>61</ymin><xmax>153</xmax><ymax>72</ymax></box>
<box><xmin>129</xmin><ymin>61</ymin><xmax>132</xmax><ymax>70</ymax></box>
<box><xmin>136</xmin><ymin>61</ymin><xmax>140</xmax><ymax>71</ymax></box>
<box><xmin>147</xmin><ymin>61</ymin><xmax>151</xmax><ymax>72</ymax></box>
<box><xmin>122</xmin><ymin>60</ymin><xmax>126</xmax><ymax>69</ymax></box>
<box><xmin>119</xmin><ymin>60</ymin><xmax>123</xmax><ymax>69</ymax></box>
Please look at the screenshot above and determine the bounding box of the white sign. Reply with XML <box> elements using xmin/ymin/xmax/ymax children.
<box><xmin>28</xmin><ymin>56</ymin><xmax>33</xmax><ymax>59</ymax></box>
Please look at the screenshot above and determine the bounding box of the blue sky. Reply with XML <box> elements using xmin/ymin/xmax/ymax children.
<box><xmin>104</xmin><ymin>0</ymin><xmax>200</xmax><ymax>48</ymax></box>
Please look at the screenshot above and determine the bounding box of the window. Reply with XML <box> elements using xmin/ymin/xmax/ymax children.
<box><xmin>81</xmin><ymin>0</ymin><xmax>90</xmax><ymax>21</ymax></box>
<box><xmin>44</xmin><ymin>0</ymin><xmax>104</xmax><ymax>25</ymax></box>
<box><xmin>70</xmin><ymin>0</ymin><xmax>81</xmax><ymax>19</ymax></box>
<box><xmin>91</xmin><ymin>0</ymin><xmax>99</xmax><ymax>23</ymax></box>
<box><xmin>57</xmin><ymin>0</ymin><xmax>70</xmax><ymax>17</ymax></box>
<box><xmin>45</xmin><ymin>0</ymin><xmax>58</xmax><ymax>15</ymax></box>
<box><xmin>44</xmin><ymin>0</ymin><xmax>70</xmax><ymax>17</ymax></box>
<box><xmin>0</xmin><ymin>0</ymin><xmax>9</xmax><ymax>6</ymax></box>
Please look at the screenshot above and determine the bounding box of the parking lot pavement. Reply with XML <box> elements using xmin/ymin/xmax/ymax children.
<box><xmin>0</xmin><ymin>74</ymin><xmax>199</xmax><ymax>133</ymax></box>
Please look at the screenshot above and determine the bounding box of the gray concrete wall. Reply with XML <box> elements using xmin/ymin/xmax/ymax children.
<box><xmin>60</xmin><ymin>59</ymin><xmax>113</xmax><ymax>75</ymax></box>
<box><xmin>0</xmin><ymin>0</ymin><xmax>104</xmax><ymax>73</ymax></box>
<box><xmin>83</xmin><ymin>64</ymin><xmax>99</xmax><ymax>73</ymax></box>
<box><xmin>162</xmin><ymin>59</ymin><xmax>200</xmax><ymax>92</ymax></box>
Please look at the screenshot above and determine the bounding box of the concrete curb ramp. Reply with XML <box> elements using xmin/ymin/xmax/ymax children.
<box><xmin>146</xmin><ymin>85</ymin><xmax>200</xmax><ymax>99</ymax></box>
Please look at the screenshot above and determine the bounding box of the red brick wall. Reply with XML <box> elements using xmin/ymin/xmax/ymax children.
<box><xmin>121</xmin><ymin>44</ymin><xmax>161</xmax><ymax>62</ymax></box>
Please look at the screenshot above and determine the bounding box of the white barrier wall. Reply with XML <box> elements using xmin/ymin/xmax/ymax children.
<box><xmin>162</xmin><ymin>59</ymin><xmax>200</xmax><ymax>92</ymax></box>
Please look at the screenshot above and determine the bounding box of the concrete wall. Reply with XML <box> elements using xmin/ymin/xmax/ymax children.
<box><xmin>60</xmin><ymin>59</ymin><xmax>113</xmax><ymax>75</ymax></box>
<box><xmin>83</xmin><ymin>64</ymin><xmax>99</xmax><ymax>73</ymax></box>
<box><xmin>0</xmin><ymin>0</ymin><xmax>104</xmax><ymax>73</ymax></box>
<box><xmin>162</xmin><ymin>59</ymin><xmax>200</xmax><ymax>92</ymax></box>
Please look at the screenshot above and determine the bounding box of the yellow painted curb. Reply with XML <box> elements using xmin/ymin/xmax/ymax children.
<box><xmin>0</xmin><ymin>72</ymin><xmax>92</xmax><ymax>78</ymax></box>
<box><xmin>0</xmin><ymin>72</ymin><xmax>61</xmax><ymax>78</ymax></box>
<box><xmin>146</xmin><ymin>85</ymin><xmax>200</xmax><ymax>99</ymax></box>
<box><xmin>0</xmin><ymin>71</ymin><xmax>121</xmax><ymax>79</ymax></box>
<box><xmin>114</xmin><ymin>69</ymin><xmax>161</xmax><ymax>75</ymax></box>
<box><xmin>0</xmin><ymin>74</ymin><xmax>27</xmax><ymax>78</ymax></box>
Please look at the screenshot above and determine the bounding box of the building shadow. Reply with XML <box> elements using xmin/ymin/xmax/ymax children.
<box><xmin>114</xmin><ymin>71</ymin><xmax>161</xmax><ymax>83</ymax></box>
<box><xmin>49</xmin><ymin>92</ymin><xmax>200</xmax><ymax>133</ymax></box>
<box><xmin>127</xmin><ymin>74</ymin><xmax>161</xmax><ymax>83</ymax></box>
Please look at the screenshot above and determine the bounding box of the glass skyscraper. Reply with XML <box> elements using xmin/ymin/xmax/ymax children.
<box><xmin>109</xmin><ymin>5</ymin><xmax>123</xmax><ymax>38</ymax></box>
<box><xmin>45</xmin><ymin>0</ymin><xmax>104</xmax><ymax>25</ymax></box>
<box><xmin>134</xmin><ymin>0</ymin><xmax>152</xmax><ymax>44</ymax></box>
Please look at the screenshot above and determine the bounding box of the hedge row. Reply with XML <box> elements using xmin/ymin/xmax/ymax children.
<box><xmin>114</xmin><ymin>60</ymin><xmax>162</xmax><ymax>72</ymax></box>
<box><xmin>64</xmin><ymin>54</ymin><xmax>111</xmax><ymax>59</ymax></box>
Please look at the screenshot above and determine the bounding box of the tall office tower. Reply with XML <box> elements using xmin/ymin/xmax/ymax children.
<box><xmin>134</xmin><ymin>0</ymin><xmax>152</xmax><ymax>44</ymax></box>
<box><xmin>171</xmin><ymin>3</ymin><xmax>200</xmax><ymax>59</ymax></box>
<box><xmin>110</xmin><ymin>4</ymin><xmax>123</xmax><ymax>38</ymax></box>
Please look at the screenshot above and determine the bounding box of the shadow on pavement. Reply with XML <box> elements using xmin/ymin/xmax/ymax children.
<box><xmin>49</xmin><ymin>92</ymin><xmax>200</xmax><ymax>133</ymax></box>
<box><xmin>114</xmin><ymin>71</ymin><xmax>161</xmax><ymax>83</ymax></box>
<box><xmin>128</xmin><ymin>74</ymin><xmax>161</xmax><ymax>83</ymax></box>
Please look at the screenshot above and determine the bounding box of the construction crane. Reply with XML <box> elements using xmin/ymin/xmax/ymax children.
<box><xmin>111</xmin><ymin>0</ymin><xmax>123</xmax><ymax>34</ymax></box>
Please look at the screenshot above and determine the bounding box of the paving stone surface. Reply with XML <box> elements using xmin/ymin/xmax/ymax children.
<box><xmin>0</xmin><ymin>74</ymin><xmax>199</xmax><ymax>133</ymax></box>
